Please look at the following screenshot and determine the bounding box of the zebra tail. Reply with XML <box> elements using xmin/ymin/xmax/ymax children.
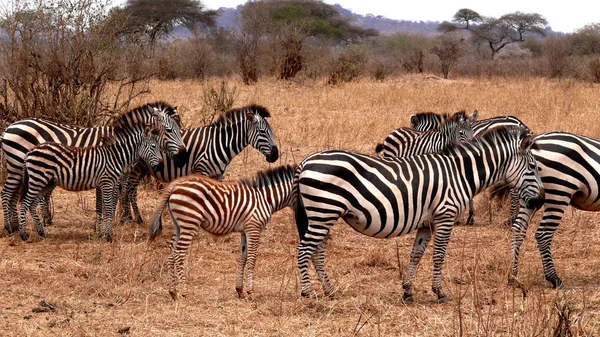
<box><xmin>19</xmin><ymin>164</ymin><xmax>30</xmax><ymax>203</ymax></box>
<box><xmin>295</xmin><ymin>185</ymin><xmax>309</xmax><ymax>241</ymax></box>
<box><xmin>149</xmin><ymin>183</ymin><xmax>175</xmax><ymax>242</ymax></box>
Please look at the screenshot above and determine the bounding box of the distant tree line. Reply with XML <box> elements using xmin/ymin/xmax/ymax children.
<box><xmin>1</xmin><ymin>0</ymin><xmax>600</xmax><ymax>126</ymax></box>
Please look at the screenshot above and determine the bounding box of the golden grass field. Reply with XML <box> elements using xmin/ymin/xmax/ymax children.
<box><xmin>1</xmin><ymin>75</ymin><xmax>600</xmax><ymax>336</ymax></box>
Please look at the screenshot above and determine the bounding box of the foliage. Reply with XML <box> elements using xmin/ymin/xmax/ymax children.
<box><xmin>115</xmin><ymin>0</ymin><xmax>217</xmax><ymax>51</ymax></box>
<box><xmin>328</xmin><ymin>44</ymin><xmax>370</xmax><ymax>84</ymax></box>
<box><xmin>0</xmin><ymin>0</ymin><xmax>143</xmax><ymax>128</ymax></box>
<box><xmin>571</xmin><ymin>23</ymin><xmax>600</xmax><ymax>55</ymax></box>
<box><xmin>239</xmin><ymin>0</ymin><xmax>377</xmax><ymax>81</ymax></box>
<box><xmin>201</xmin><ymin>81</ymin><xmax>237</xmax><ymax>124</ymax></box>
<box><xmin>431</xmin><ymin>33</ymin><xmax>465</xmax><ymax>79</ymax></box>
<box><xmin>440</xmin><ymin>8</ymin><xmax>548</xmax><ymax>59</ymax></box>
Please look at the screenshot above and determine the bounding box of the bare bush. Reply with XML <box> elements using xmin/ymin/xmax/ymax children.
<box><xmin>0</xmin><ymin>0</ymin><xmax>150</xmax><ymax>128</ymax></box>
<box><xmin>201</xmin><ymin>80</ymin><xmax>237</xmax><ymax>124</ymax></box>
<box><xmin>431</xmin><ymin>33</ymin><xmax>465</xmax><ymax>79</ymax></box>
<box><xmin>544</xmin><ymin>36</ymin><xmax>573</xmax><ymax>79</ymax></box>
<box><xmin>327</xmin><ymin>44</ymin><xmax>370</xmax><ymax>84</ymax></box>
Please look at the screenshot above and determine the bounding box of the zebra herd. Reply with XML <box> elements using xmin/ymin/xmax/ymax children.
<box><xmin>0</xmin><ymin>102</ymin><xmax>598</xmax><ymax>302</ymax></box>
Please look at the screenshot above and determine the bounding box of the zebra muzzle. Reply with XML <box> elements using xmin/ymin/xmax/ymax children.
<box><xmin>152</xmin><ymin>159</ymin><xmax>165</xmax><ymax>173</ymax></box>
<box><xmin>173</xmin><ymin>147</ymin><xmax>189</xmax><ymax>168</ymax></box>
<box><xmin>266</xmin><ymin>146</ymin><xmax>279</xmax><ymax>163</ymax></box>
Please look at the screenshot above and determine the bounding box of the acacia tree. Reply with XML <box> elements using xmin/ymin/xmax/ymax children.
<box><xmin>116</xmin><ymin>0</ymin><xmax>217</xmax><ymax>53</ymax></box>
<box><xmin>439</xmin><ymin>8</ymin><xmax>548</xmax><ymax>59</ymax></box>
<box><xmin>239</xmin><ymin>0</ymin><xmax>376</xmax><ymax>81</ymax></box>
<box><xmin>431</xmin><ymin>33</ymin><xmax>465</xmax><ymax>79</ymax></box>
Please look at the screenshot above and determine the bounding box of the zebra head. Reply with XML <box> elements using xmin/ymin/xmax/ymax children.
<box><xmin>151</xmin><ymin>105</ymin><xmax>189</xmax><ymax>168</ymax></box>
<box><xmin>500</xmin><ymin>127</ymin><xmax>545</xmax><ymax>210</ymax></box>
<box><xmin>440</xmin><ymin>110</ymin><xmax>479</xmax><ymax>144</ymax></box>
<box><xmin>137</xmin><ymin>125</ymin><xmax>165</xmax><ymax>173</ymax></box>
<box><xmin>245</xmin><ymin>106</ymin><xmax>279</xmax><ymax>163</ymax></box>
<box><xmin>410</xmin><ymin>111</ymin><xmax>449</xmax><ymax>131</ymax></box>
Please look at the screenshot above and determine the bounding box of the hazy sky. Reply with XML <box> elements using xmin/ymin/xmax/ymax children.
<box><xmin>199</xmin><ymin>0</ymin><xmax>599</xmax><ymax>33</ymax></box>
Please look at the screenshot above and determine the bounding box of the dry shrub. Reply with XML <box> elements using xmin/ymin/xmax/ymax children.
<box><xmin>200</xmin><ymin>80</ymin><xmax>238</xmax><ymax>124</ymax></box>
<box><xmin>588</xmin><ymin>58</ymin><xmax>600</xmax><ymax>83</ymax></box>
<box><xmin>328</xmin><ymin>44</ymin><xmax>369</xmax><ymax>84</ymax></box>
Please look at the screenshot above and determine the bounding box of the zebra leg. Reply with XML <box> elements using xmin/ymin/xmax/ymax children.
<box><xmin>297</xmin><ymin>225</ymin><xmax>333</xmax><ymax>298</ymax></box>
<box><xmin>2</xmin><ymin>173</ymin><xmax>21</xmax><ymax>233</ymax></box>
<box><xmin>236</xmin><ymin>232</ymin><xmax>248</xmax><ymax>298</ymax></box>
<box><xmin>312</xmin><ymin>238</ymin><xmax>334</xmax><ymax>297</ymax></box>
<box><xmin>99</xmin><ymin>184</ymin><xmax>118</xmax><ymax>242</ymax></box>
<box><xmin>130</xmin><ymin>185</ymin><xmax>143</xmax><ymax>224</ymax></box>
<box><xmin>535</xmin><ymin>204</ymin><xmax>568</xmax><ymax>289</ymax></box>
<box><xmin>431</xmin><ymin>221</ymin><xmax>454</xmax><ymax>303</ymax></box>
<box><xmin>169</xmin><ymin>246</ymin><xmax>189</xmax><ymax>300</ymax></box>
<box><xmin>118</xmin><ymin>173</ymin><xmax>134</xmax><ymax>224</ymax></box>
<box><xmin>402</xmin><ymin>226</ymin><xmax>432</xmax><ymax>303</ymax></box>
<box><xmin>464</xmin><ymin>200</ymin><xmax>475</xmax><ymax>226</ymax></box>
<box><xmin>503</xmin><ymin>189</ymin><xmax>521</xmax><ymax>227</ymax></box>
<box><xmin>19</xmin><ymin>193</ymin><xmax>38</xmax><ymax>241</ymax></box>
<box><xmin>508</xmin><ymin>199</ymin><xmax>534</xmax><ymax>285</ymax></box>
<box><xmin>39</xmin><ymin>186</ymin><xmax>55</xmax><ymax>227</ymax></box>
<box><xmin>95</xmin><ymin>187</ymin><xmax>103</xmax><ymax>233</ymax></box>
<box><xmin>243</xmin><ymin>225</ymin><xmax>262</xmax><ymax>297</ymax></box>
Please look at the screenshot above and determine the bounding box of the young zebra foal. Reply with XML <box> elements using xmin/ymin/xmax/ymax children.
<box><xmin>149</xmin><ymin>165</ymin><xmax>297</xmax><ymax>300</ymax></box>
<box><xmin>19</xmin><ymin>119</ymin><xmax>165</xmax><ymax>242</ymax></box>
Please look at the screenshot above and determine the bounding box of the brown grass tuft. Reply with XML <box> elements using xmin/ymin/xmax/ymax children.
<box><xmin>2</xmin><ymin>76</ymin><xmax>600</xmax><ymax>335</ymax></box>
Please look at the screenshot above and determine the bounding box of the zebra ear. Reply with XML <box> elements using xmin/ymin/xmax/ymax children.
<box><xmin>246</xmin><ymin>111</ymin><xmax>257</xmax><ymax>123</ymax></box>
<box><xmin>375</xmin><ymin>143</ymin><xmax>385</xmax><ymax>153</ymax></box>
<box><xmin>410</xmin><ymin>115</ymin><xmax>418</xmax><ymax>128</ymax></box>
<box><xmin>468</xmin><ymin>110</ymin><xmax>479</xmax><ymax>123</ymax></box>
<box><xmin>520</xmin><ymin>134</ymin><xmax>535</xmax><ymax>151</ymax></box>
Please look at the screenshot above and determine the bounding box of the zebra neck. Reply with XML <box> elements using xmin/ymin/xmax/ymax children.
<box><xmin>209</xmin><ymin>122</ymin><xmax>249</xmax><ymax>160</ymax></box>
<box><xmin>101</xmin><ymin>136</ymin><xmax>139</xmax><ymax>170</ymax></box>
<box><xmin>464</xmin><ymin>145</ymin><xmax>511</xmax><ymax>196</ymax></box>
<box><xmin>255</xmin><ymin>181</ymin><xmax>295</xmax><ymax>213</ymax></box>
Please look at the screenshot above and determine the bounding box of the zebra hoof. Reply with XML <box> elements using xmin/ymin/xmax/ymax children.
<box><xmin>20</xmin><ymin>232</ymin><xmax>29</xmax><ymax>241</ymax></box>
<box><xmin>437</xmin><ymin>296</ymin><xmax>449</xmax><ymax>304</ymax></box>
<box><xmin>37</xmin><ymin>230</ymin><xmax>46</xmax><ymax>238</ymax></box>
<box><xmin>135</xmin><ymin>216</ymin><xmax>144</xmax><ymax>225</ymax></box>
<box><xmin>4</xmin><ymin>225</ymin><xmax>16</xmax><ymax>234</ymax></box>
<box><xmin>236</xmin><ymin>287</ymin><xmax>244</xmax><ymax>299</ymax></box>
<box><xmin>548</xmin><ymin>277</ymin><xmax>564</xmax><ymax>289</ymax></box>
<box><xmin>300</xmin><ymin>290</ymin><xmax>314</xmax><ymax>298</ymax></box>
<box><xmin>402</xmin><ymin>294</ymin><xmax>414</xmax><ymax>303</ymax></box>
<box><xmin>169</xmin><ymin>289</ymin><xmax>178</xmax><ymax>301</ymax></box>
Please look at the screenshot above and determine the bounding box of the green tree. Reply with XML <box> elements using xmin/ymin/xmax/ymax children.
<box><xmin>439</xmin><ymin>8</ymin><xmax>548</xmax><ymax>59</ymax></box>
<box><xmin>240</xmin><ymin>0</ymin><xmax>377</xmax><ymax>80</ymax></box>
<box><xmin>117</xmin><ymin>0</ymin><xmax>217</xmax><ymax>53</ymax></box>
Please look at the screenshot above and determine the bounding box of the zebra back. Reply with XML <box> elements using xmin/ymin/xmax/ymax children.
<box><xmin>376</xmin><ymin>110</ymin><xmax>478</xmax><ymax>158</ymax></box>
<box><xmin>410</xmin><ymin>112</ymin><xmax>450</xmax><ymax>131</ymax></box>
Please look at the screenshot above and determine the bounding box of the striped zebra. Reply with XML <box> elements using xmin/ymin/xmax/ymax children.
<box><xmin>294</xmin><ymin>126</ymin><xmax>545</xmax><ymax>301</ymax></box>
<box><xmin>148</xmin><ymin>165</ymin><xmax>296</xmax><ymax>300</ymax></box>
<box><xmin>1</xmin><ymin>102</ymin><xmax>186</xmax><ymax>233</ymax></box>
<box><xmin>375</xmin><ymin>110</ymin><xmax>478</xmax><ymax>158</ymax></box>
<box><xmin>399</xmin><ymin>112</ymin><xmax>530</xmax><ymax>224</ymax></box>
<box><xmin>375</xmin><ymin>110</ymin><xmax>478</xmax><ymax>225</ymax></box>
<box><xmin>19</xmin><ymin>111</ymin><xmax>167</xmax><ymax>242</ymax></box>
<box><xmin>119</xmin><ymin>104</ymin><xmax>279</xmax><ymax>224</ymax></box>
<box><xmin>409</xmin><ymin>111</ymin><xmax>449</xmax><ymax>131</ymax></box>
<box><xmin>507</xmin><ymin>132</ymin><xmax>600</xmax><ymax>288</ymax></box>
<box><xmin>410</xmin><ymin>111</ymin><xmax>529</xmax><ymax>136</ymax></box>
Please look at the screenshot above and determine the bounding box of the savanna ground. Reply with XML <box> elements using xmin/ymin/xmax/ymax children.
<box><xmin>1</xmin><ymin>75</ymin><xmax>600</xmax><ymax>336</ymax></box>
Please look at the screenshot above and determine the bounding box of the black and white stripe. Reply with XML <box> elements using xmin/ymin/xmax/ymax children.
<box><xmin>375</xmin><ymin>110</ymin><xmax>478</xmax><ymax>157</ymax></box>
<box><xmin>294</xmin><ymin>126</ymin><xmax>544</xmax><ymax>301</ymax></box>
<box><xmin>19</xmin><ymin>113</ymin><xmax>167</xmax><ymax>242</ymax></box>
<box><xmin>410</xmin><ymin>111</ymin><xmax>529</xmax><ymax>136</ymax></box>
<box><xmin>1</xmin><ymin>102</ymin><xmax>186</xmax><ymax>233</ymax></box>
<box><xmin>508</xmin><ymin>132</ymin><xmax>600</xmax><ymax>288</ymax></box>
<box><xmin>119</xmin><ymin>104</ymin><xmax>279</xmax><ymax>224</ymax></box>
<box><xmin>148</xmin><ymin>165</ymin><xmax>296</xmax><ymax>300</ymax></box>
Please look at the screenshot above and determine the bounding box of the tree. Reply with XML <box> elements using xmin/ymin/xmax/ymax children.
<box><xmin>117</xmin><ymin>0</ymin><xmax>217</xmax><ymax>53</ymax></box>
<box><xmin>431</xmin><ymin>34</ymin><xmax>465</xmax><ymax>79</ymax></box>
<box><xmin>439</xmin><ymin>8</ymin><xmax>548</xmax><ymax>59</ymax></box>
<box><xmin>571</xmin><ymin>23</ymin><xmax>600</xmax><ymax>55</ymax></box>
<box><xmin>239</xmin><ymin>0</ymin><xmax>377</xmax><ymax>80</ymax></box>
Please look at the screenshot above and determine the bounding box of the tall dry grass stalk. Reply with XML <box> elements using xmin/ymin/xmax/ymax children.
<box><xmin>1</xmin><ymin>75</ymin><xmax>600</xmax><ymax>335</ymax></box>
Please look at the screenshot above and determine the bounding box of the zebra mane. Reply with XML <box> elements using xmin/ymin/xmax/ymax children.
<box><xmin>105</xmin><ymin>101</ymin><xmax>178</xmax><ymax>140</ymax></box>
<box><xmin>410</xmin><ymin>111</ymin><xmax>449</xmax><ymax>127</ymax></box>
<box><xmin>441</xmin><ymin>125</ymin><xmax>530</xmax><ymax>155</ymax></box>
<box><xmin>239</xmin><ymin>164</ymin><xmax>297</xmax><ymax>188</ymax></box>
<box><xmin>213</xmin><ymin>104</ymin><xmax>271</xmax><ymax>126</ymax></box>
<box><xmin>433</xmin><ymin>110</ymin><xmax>467</xmax><ymax>131</ymax></box>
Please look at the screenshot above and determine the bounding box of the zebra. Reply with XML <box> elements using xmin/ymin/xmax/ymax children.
<box><xmin>375</xmin><ymin>110</ymin><xmax>478</xmax><ymax>158</ymax></box>
<box><xmin>294</xmin><ymin>126</ymin><xmax>545</xmax><ymax>302</ymax></box>
<box><xmin>409</xmin><ymin>111</ymin><xmax>449</xmax><ymax>131</ymax></box>
<box><xmin>1</xmin><ymin>101</ymin><xmax>187</xmax><ymax>233</ymax></box>
<box><xmin>376</xmin><ymin>110</ymin><xmax>478</xmax><ymax>225</ymax></box>
<box><xmin>119</xmin><ymin>104</ymin><xmax>279</xmax><ymax>224</ymax></box>
<box><xmin>410</xmin><ymin>111</ymin><xmax>529</xmax><ymax>136</ymax></box>
<box><xmin>19</xmin><ymin>111</ymin><xmax>167</xmax><ymax>242</ymax></box>
<box><xmin>399</xmin><ymin>111</ymin><xmax>530</xmax><ymax>224</ymax></box>
<box><xmin>505</xmin><ymin>132</ymin><xmax>600</xmax><ymax>288</ymax></box>
<box><xmin>148</xmin><ymin>165</ymin><xmax>296</xmax><ymax>300</ymax></box>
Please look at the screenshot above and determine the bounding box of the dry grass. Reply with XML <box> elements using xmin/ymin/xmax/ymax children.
<box><xmin>2</xmin><ymin>74</ymin><xmax>600</xmax><ymax>336</ymax></box>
